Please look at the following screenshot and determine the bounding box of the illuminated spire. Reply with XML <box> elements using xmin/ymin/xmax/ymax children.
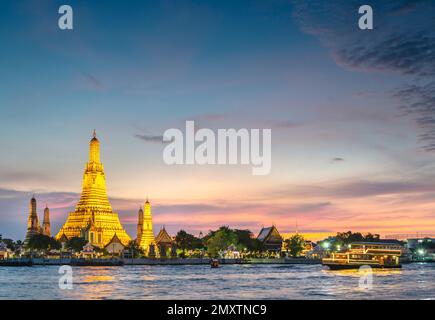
<box><xmin>89</xmin><ymin>130</ymin><xmax>100</xmax><ymax>163</ymax></box>
<box><xmin>138</xmin><ymin>199</ymin><xmax>155</xmax><ymax>254</ymax></box>
<box><xmin>55</xmin><ymin>133</ymin><xmax>131</xmax><ymax>247</ymax></box>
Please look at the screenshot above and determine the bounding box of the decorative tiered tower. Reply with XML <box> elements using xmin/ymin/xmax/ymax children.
<box><xmin>136</xmin><ymin>207</ymin><xmax>144</xmax><ymax>244</ymax></box>
<box><xmin>24</xmin><ymin>196</ymin><xmax>41</xmax><ymax>245</ymax></box>
<box><xmin>55</xmin><ymin>131</ymin><xmax>131</xmax><ymax>247</ymax></box>
<box><xmin>138</xmin><ymin>199</ymin><xmax>155</xmax><ymax>254</ymax></box>
<box><xmin>42</xmin><ymin>206</ymin><xmax>51</xmax><ymax>236</ymax></box>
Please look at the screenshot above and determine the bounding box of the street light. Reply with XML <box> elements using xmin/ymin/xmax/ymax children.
<box><xmin>322</xmin><ymin>241</ymin><xmax>330</xmax><ymax>249</ymax></box>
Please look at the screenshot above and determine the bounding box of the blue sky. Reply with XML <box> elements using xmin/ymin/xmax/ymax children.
<box><xmin>1</xmin><ymin>0</ymin><xmax>435</xmax><ymax>240</ymax></box>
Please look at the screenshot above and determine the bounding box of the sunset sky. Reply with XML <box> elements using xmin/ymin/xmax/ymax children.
<box><xmin>1</xmin><ymin>0</ymin><xmax>435</xmax><ymax>241</ymax></box>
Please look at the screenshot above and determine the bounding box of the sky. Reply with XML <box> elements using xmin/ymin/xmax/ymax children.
<box><xmin>1</xmin><ymin>0</ymin><xmax>435</xmax><ymax>241</ymax></box>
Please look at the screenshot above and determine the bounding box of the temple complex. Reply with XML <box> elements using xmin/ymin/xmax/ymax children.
<box><xmin>55</xmin><ymin>131</ymin><xmax>131</xmax><ymax>247</ymax></box>
<box><xmin>137</xmin><ymin>199</ymin><xmax>155</xmax><ymax>254</ymax></box>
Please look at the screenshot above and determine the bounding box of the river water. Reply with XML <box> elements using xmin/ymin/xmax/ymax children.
<box><xmin>0</xmin><ymin>263</ymin><xmax>434</xmax><ymax>299</ymax></box>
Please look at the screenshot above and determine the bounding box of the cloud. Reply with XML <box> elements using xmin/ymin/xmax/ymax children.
<box><xmin>394</xmin><ymin>81</ymin><xmax>435</xmax><ymax>151</ymax></box>
<box><xmin>134</xmin><ymin>133</ymin><xmax>172</xmax><ymax>144</ymax></box>
<box><xmin>292</xmin><ymin>0</ymin><xmax>435</xmax><ymax>151</ymax></box>
<box><xmin>0</xmin><ymin>171</ymin><xmax>52</xmax><ymax>184</ymax></box>
<box><xmin>270</xmin><ymin>178</ymin><xmax>435</xmax><ymax>199</ymax></box>
<box><xmin>81</xmin><ymin>72</ymin><xmax>104</xmax><ymax>91</ymax></box>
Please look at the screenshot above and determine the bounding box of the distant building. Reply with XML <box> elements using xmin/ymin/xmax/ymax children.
<box><xmin>406</xmin><ymin>238</ymin><xmax>435</xmax><ymax>250</ymax></box>
<box><xmin>24</xmin><ymin>196</ymin><xmax>51</xmax><ymax>246</ymax></box>
<box><xmin>136</xmin><ymin>207</ymin><xmax>144</xmax><ymax>245</ymax></box>
<box><xmin>257</xmin><ymin>225</ymin><xmax>283</xmax><ymax>252</ymax></box>
<box><xmin>24</xmin><ymin>196</ymin><xmax>40</xmax><ymax>246</ymax></box>
<box><xmin>137</xmin><ymin>199</ymin><xmax>156</xmax><ymax>255</ymax></box>
<box><xmin>155</xmin><ymin>226</ymin><xmax>173</xmax><ymax>257</ymax></box>
<box><xmin>58</xmin><ymin>232</ymin><xmax>69</xmax><ymax>250</ymax></box>
<box><xmin>0</xmin><ymin>242</ymin><xmax>12</xmax><ymax>259</ymax></box>
<box><xmin>80</xmin><ymin>242</ymin><xmax>96</xmax><ymax>259</ymax></box>
<box><xmin>105</xmin><ymin>233</ymin><xmax>125</xmax><ymax>256</ymax></box>
<box><xmin>42</xmin><ymin>206</ymin><xmax>51</xmax><ymax>236</ymax></box>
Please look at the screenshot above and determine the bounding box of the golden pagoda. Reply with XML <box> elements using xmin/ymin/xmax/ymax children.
<box><xmin>55</xmin><ymin>131</ymin><xmax>131</xmax><ymax>247</ymax></box>
<box><xmin>138</xmin><ymin>199</ymin><xmax>155</xmax><ymax>254</ymax></box>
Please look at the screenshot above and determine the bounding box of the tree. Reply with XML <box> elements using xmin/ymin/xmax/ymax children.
<box><xmin>319</xmin><ymin>231</ymin><xmax>382</xmax><ymax>252</ymax></box>
<box><xmin>125</xmin><ymin>241</ymin><xmax>144</xmax><ymax>258</ymax></box>
<box><xmin>206</xmin><ymin>227</ymin><xmax>238</xmax><ymax>257</ymax></box>
<box><xmin>27</xmin><ymin>234</ymin><xmax>61</xmax><ymax>251</ymax></box>
<box><xmin>286</xmin><ymin>234</ymin><xmax>305</xmax><ymax>257</ymax></box>
<box><xmin>66</xmin><ymin>237</ymin><xmax>88</xmax><ymax>252</ymax></box>
<box><xmin>1</xmin><ymin>238</ymin><xmax>15</xmax><ymax>250</ymax></box>
<box><xmin>175</xmin><ymin>230</ymin><xmax>202</xmax><ymax>253</ymax></box>
<box><xmin>364</xmin><ymin>233</ymin><xmax>380</xmax><ymax>242</ymax></box>
<box><xmin>234</xmin><ymin>229</ymin><xmax>262</xmax><ymax>251</ymax></box>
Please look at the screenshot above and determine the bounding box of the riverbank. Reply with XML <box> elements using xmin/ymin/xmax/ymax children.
<box><xmin>0</xmin><ymin>257</ymin><xmax>322</xmax><ymax>266</ymax></box>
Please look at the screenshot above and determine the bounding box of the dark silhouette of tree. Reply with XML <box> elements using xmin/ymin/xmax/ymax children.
<box><xmin>175</xmin><ymin>230</ymin><xmax>202</xmax><ymax>253</ymax></box>
<box><xmin>66</xmin><ymin>237</ymin><xmax>88</xmax><ymax>252</ymax></box>
<box><xmin>28</xmin><ymin>234</ymin><xmax>61</xmax><ymax>251</ymax></box>
<box><xmin>125</xmin><ymin>241</ymin><xmax>144</xmax><ymax>258</ymax></box>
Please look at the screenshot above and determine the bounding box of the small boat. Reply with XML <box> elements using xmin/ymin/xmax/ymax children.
<box><xmin>322</xmin><ymin>242</ymin><xmax>403</xmax><ymax>270</ymax></box>
<box><xmin>210</xmin><ymin>259</ymin><xmax>220</xmax><ymax>268</ymax></box>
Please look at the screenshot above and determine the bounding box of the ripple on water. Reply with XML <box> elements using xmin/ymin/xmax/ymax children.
<box><xmin>0</xmin><ymin>263</ymin><xmax>434</xmax><ymax>299</ymax></box>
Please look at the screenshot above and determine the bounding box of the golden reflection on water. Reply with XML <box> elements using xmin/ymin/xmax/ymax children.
<box><xmin>77</xmin><ymin>268</ymin><xmax>116</xmax><ymax>299</ymax></box>
<box><xmin>322</xmin><ymin>267</ymin><xmax>402</xmax><ymax>277</ymax></box>
<box><xmin>83</xmin><ymin>275</ymin><xmax>114</xmax><ymax>283</ymax></box>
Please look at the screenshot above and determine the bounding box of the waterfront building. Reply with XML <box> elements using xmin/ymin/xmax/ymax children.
<box><xmin>137</xmin><ymin>199</ymin><xmax>156</xmax><ymax>254</ymax></box>
<box><xmin>406</xmin><ymin>237</ymin><xmax>435</xmax><ymax>250</ymax></box>
<box><xmin>0</xmin><ymin>242</ymin><xmax>12</xmax><ymax>259</ymax></box>
<box><xmin>58</xmin><ymin>232</ymin><xmax>69</xmax><ymax>250</ymax></box>
<box><xmin>105</xmin><ymin>233</ymin><xmax>125</xmax><ymax>256</ymax></box>
<box><xmin>42</xmin><ymin>205</ymin><xmax>50</xmax><ymax>236</ymax></box>
<box><xmin>156</xmin><ymin>226</ymin><xmax>173</xmax><ymax>257</ymax></box>
<box><xmin>80</xmin><ymin>242</ymin><xmax>96</xmax><ymax>259</ymax></box>
<box><xmin>56</xmin><ymin>131</ymin><xmax>131</xmax><ymax>247</ymax></box>
<box><xmin>257</xmin><ymin>225</ymin><xmax>283</xmax><ymax>252</ymax></box>
<box><xmin>24</xmin><ymin>196</ymin><xmax>41</xmax><ymax>246</ymax></box>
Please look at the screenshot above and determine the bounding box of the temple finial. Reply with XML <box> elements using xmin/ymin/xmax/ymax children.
<box><xmin>93</xmin><ymin>129</ymin><xmax>96</xmax><ymax>139</ymax></box>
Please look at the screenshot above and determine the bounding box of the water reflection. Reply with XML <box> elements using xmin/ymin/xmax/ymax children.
<box><xmin>0</xmin><ymin>263</ymin><xmax>433</xmax><ymax>299</ymax></box>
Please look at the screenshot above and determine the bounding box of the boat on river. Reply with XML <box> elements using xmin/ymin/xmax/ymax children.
<box><xmin>322</xmin><ymin>242</ymin><xmax>403</xmax><ymax>270</ymax></box>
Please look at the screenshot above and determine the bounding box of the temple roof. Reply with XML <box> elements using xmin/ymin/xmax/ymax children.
<box><xmin>104</xmin><ymin>233</ymin><xmax>125</xmax><ymax>248</ymax></box>
<box><xmin>58</xmin><ymin>233</ymin><xmax>68</xmax><ymax>242</ymax></box>
<box><xmin>155</xmin><ymin>227</ymin><xmax>172</xmax><ymax>244</ymax></box>
<box><xmin>257</xmin><ymin>225</ymin><xmax>282</xmax><ymax>243</ymax></box>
